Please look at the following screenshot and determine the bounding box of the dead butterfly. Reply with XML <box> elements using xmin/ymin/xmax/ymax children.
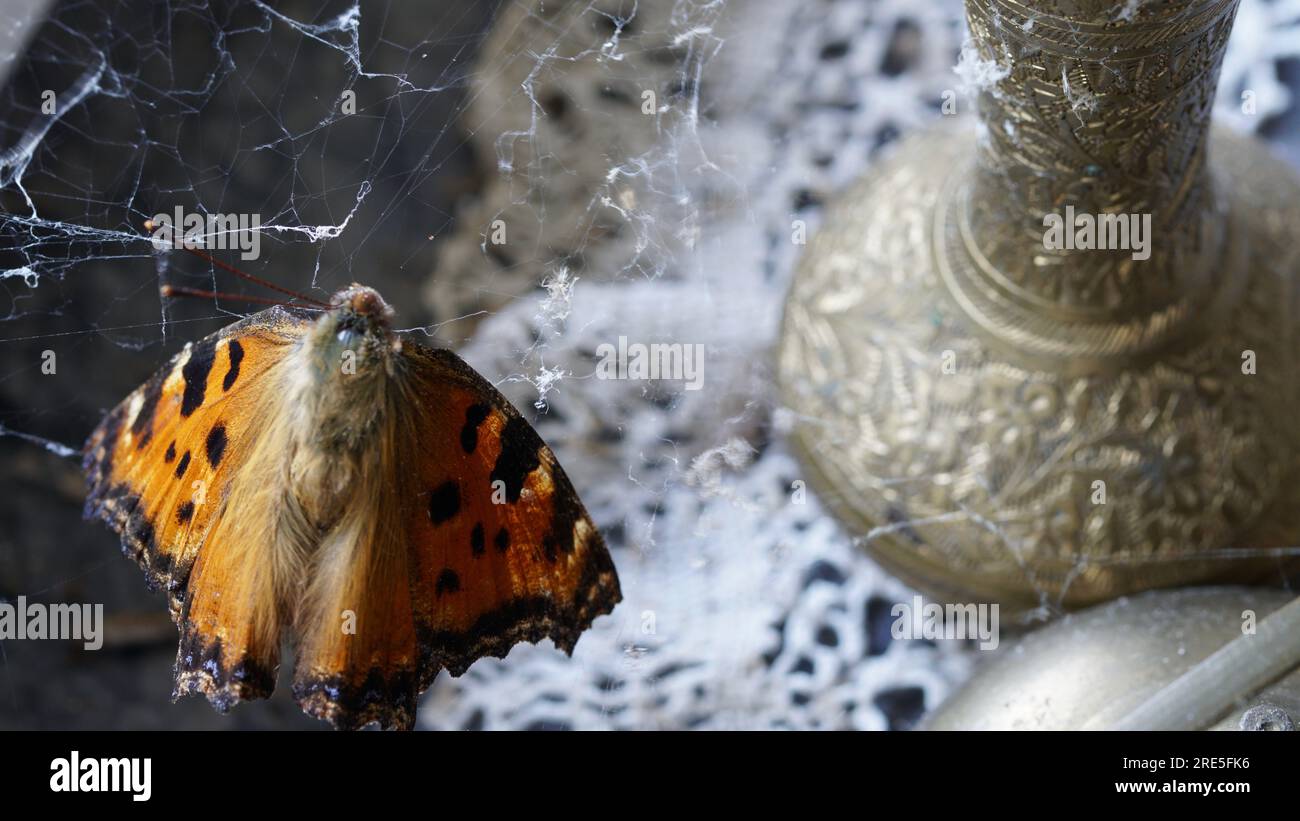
<box><xmin>83</xmin><ymin>278</ymin><xmax>620</xmax><ymax>730</ymax></box>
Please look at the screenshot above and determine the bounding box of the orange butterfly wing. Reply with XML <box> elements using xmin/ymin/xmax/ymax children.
<box><xmin>403</xmin><ymin>347</ymin><xmax>622</xmax><ymax>673</ymax></box>
<box><xmin>291</xmin><ymin>344</ymin><xmax>622</xmax><ymax>729</ymax></box>
<box><xmin>83</xmin><ymin>306</ymin><xmax>313</xmax><ymax>707</ymax></box>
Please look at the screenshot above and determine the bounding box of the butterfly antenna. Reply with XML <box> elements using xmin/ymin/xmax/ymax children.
<box><xmin>144</xmin><ymin>219</ymin><xmax>330</xmax><ymax>308</ymax></box>
<box><xmin>159</xmin><ymin>284</ymin><xmax>325</xmax><ymax>310</ymax></box>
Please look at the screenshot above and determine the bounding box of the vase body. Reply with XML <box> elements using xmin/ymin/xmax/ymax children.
<box><xmin>778</xmin><ymin>0</ymin><xmax>1300</xmax><ymax>610</ymax></box>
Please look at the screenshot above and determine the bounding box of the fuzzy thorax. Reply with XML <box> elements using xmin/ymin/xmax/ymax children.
<box><xmin>286</xmin><ymin>285</ymin><xmax>404</xmax><ymax>524</ymax></box>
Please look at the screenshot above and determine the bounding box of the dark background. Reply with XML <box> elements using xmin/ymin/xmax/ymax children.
<box><xmin>0</xmin><ymin>0</ymin><xmax>502</xmax><ymax>729</ymax></box>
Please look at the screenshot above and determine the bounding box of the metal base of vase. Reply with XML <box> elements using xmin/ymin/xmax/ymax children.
<box><xmin>923</xmin><ymin>587</ymin><xmax>1300</xmax><ymax>731</ymax></box>
<box><xmin>778</xmin><ymin>122</ymin><xmax>1300</xmax><ymax>611</ymax></box>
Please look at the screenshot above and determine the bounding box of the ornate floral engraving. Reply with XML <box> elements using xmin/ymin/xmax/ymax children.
<box><xmin>780</xmin><ymin>125</ymin><xmax>1300</xmax><ymax>609</ymax></box>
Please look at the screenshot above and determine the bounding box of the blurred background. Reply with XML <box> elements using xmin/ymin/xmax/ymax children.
<box><xmin>1</xmin><ymin>0</ymin><xmax>1298</xmax><ymax>730</ymax></box>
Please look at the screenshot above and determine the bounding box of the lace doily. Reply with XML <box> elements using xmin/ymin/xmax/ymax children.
<box><xmin>422</xmin><ymin>0</ymin><xmax>1300</xmax><ymax>730</ymax></box>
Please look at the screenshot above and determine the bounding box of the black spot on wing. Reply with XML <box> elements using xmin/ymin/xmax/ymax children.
<box><xmin>489</xmin><ymin>416</ymin><xmax>542</xmax><ymax>502</ymax></box>
<box><xmin>177</xmin><ymin>501</ymin><xmax>195</xmax><ymax>525</ymax></box>
<box><xmin>223</xmin><ymin>340</ymin><xmax>244</xmax><ymax>392</ymax></box>
<box><xmin>130</xmin><ymin>515</ymin><xmax>156</xmax><ymax>559</ymax></box>
<box><xmin>131</xmin><ymin>370</ymin><xmax>166</xmax><ymax>449</ymax></box>
<box><xmin>435</xmin><ymin>569</ymin><xmax>460</xmax><ymax>597</ymax></box>
<box><xmin>541</xmin><ymin>479</ymin><xmax>583</xmax><ymax>563</ymax></box>
<box><xmin>175</xmin><ymin>451</ymin><xmax>191</xmax><ymax>479</ymax></box>
<box><xmin>205</xmin><ymin>424</ymin><xmax>227</xmax><ymax>469</ymax></box>
<box><xmin>494</xmin><ymin>526</ymin><xmax>509</xmax><ymax>553</ymax></box>
<box><xmin>470</xmin><ymin>522</ymin><xmax>485</xmax><ymax>556</ymax></box>
<box><xmin>180</xmin><ymin>336</ymin><xmax>218</xmax><ymax>417</ymax></box>
<box><xmin>460</xmin><ymin>403</ymin><xmax>491</xmax><ymax>454</ymax></box>
<box><xmin>165</xmin><ymin>441</ymin><xmax>176</xmax><ymax>463</ymax></box>
<box><xmin>428</xmin><ymin>481</ymin><xmax>460</xmax><ymax>524</ymax></box>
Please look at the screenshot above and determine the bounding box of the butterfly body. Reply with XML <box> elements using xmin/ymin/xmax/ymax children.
<box><xmin>84</xmin><ymin>285</ymin><xmax>620</xmax><ymax>729</ymax></box>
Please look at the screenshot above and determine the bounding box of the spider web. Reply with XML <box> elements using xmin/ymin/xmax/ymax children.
<box><xmin>1</xmin><ymin>0</ymin><xmax>1298</xmax><ymax>730</ymax></box>
<box><xmin>0</xmin><ymin>0</ymin><xmax>515</xmax><ymax>729</ymax></box>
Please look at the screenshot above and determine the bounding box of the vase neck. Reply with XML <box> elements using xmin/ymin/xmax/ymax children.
<box><xmin>961</xmin><ymin>0</ymin><xmax>1240</xmax><ymax>313</ymax></box>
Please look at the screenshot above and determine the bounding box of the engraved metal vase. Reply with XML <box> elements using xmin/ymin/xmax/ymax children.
<box><xmin>778</xmin><ymin>0</ymin><xmax>1300</xmax><ymax>610</ymax></box>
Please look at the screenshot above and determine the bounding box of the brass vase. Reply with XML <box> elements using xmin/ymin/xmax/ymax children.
<box><xmin>778</xmin><ymin>0</ymin><xmax>1300</xmax><ymax>610</ymax></box>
